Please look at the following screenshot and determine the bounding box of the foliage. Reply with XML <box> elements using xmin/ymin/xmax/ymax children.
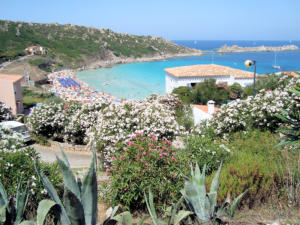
<box><xmin>0</xmin><ymin>101</ymin><xmax>13</xmax><ymax>122</ymax></box>
<box><xmin>243</xmin><ymin>73</ymin><xmax>292</xmax><ymax>98</ymax></box>
<box><xmin>209</xmin><ymin>130</ymin><xmax>284</xmax><ymax>206</ymax></box>
<box><xmin>172</xmin><ymin>86</ymin><xmax>193</xmax><ymax>105</ymax></box>
<box><xmin>29</xmin><ymin>58</ymin><xmax>54</xmax><ymax>72</ymax></box>
<box><xmin>276</xmin><ymin>83</ymin><xmax>300</xmax><ymax>148</ymax></box>
<box><xmin>22</xmin><ymin>87</ymin><xmax>63</xmax><ymax>109</ymax></box>
<box><xmin>0</xmin><ymin>20</ymin><xmax>195</xmax><ymax>68</ymax></box>
<box><xmin>29</xmin><ymin>148</ymin><xmax>98</xmax><ymax>225</ymax></box>
<box><xmin>144</xmin><ymin>189</ymin><xmax>192</xmax><ymax>225</ymax></box>
<box><xmin>87</xmin><ymin>94</ymin><xmax>184</xmax><ymax>165</ymax></box>
<box><xmin>103</xmin><ymin>134</ymin><xmax>189</xmax><ymax>210</ymax></box>
<box><xmin>205</xmin><ymin>75</ymin><xmax>299</xmax><ymax>137</ymax></box>
<box><xmin>182</xmin><ymin>135</ymin><xmax>231</xmax><ymax>174</ymax></box>
<box><xmin>181</xmin><ymin>163</ymin><xmax>247</xmax><ymax>225</ymax></box>
<box><xmin>0</xmin><ymin>179</ymin><xmax>29</xmax><ymax>225</ymax></box>
<box><xmin>0</xmin><ymin>130</ymin><xmax>62</xmax><ymax>221</ymax></box>
<box><xmin>192</xmin><ymin>79</ymin><xmax>230</xmax><ymax>105</ymax></box>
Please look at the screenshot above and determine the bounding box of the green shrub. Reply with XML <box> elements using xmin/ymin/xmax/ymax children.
<box><xmin>0</xmin><ymin>147</ymin><xmax>63</xmax><ymax>218</ymax></box>
<box><xmin>182</xmin><ymin>135</ymin><xmax>231</xmax><ymax>174</ymax></box>
<box><xmin>208</xmin><ymin>130</ymin><xmax>283</xmax><ymax>207</ymax></box>
<box><xmin>103</xmin><ymin>134</ymin><xmax>189</xmax><ymax>210</ymax></box>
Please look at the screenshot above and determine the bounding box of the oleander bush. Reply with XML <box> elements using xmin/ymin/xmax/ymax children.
<box><xmin>0</xmin><ymin>101</ymin><xmax>13</xmax><ymax>122</ymax></box>
<box><xmin>207</xmin><ymin>130</ymin><xmax>284</xmax><ymax>207</ymax></box>
<box><xmin>103</xmin><ymin>134</ymin><xmax>189</xmax><ymax>210</ymax></box>
<box><xmin>206</xmin><ymin>75</ymin><xmax>299</xmax><ymax>137</ymax></box>
<box><xmin>87</xmin><ymin>94</ymin><xmax>185</xmax><ymax>165</ymax></box>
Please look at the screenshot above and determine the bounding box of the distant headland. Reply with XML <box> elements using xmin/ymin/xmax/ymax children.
<box><xmin>218</xmin><ymin>44</ymin><xmax>299</xmax><ymax>53</ymax></box>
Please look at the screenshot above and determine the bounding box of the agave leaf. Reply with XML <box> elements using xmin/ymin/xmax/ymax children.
<box><xmin>0</xmin><ymin>180</ymin><xmax>8</xmax><ymax>207</ymax></box>
<box><xmin>229</xmin><ymin>190</ymin><xmax>248</xmax><ymax>217</ymax></box>
<box><xmin>181</xmin><ymin>164</ymin><xmax>210</xmax><ymax>222</ymax></box>
<box><xmin>15</xmin><ymin>182</ymin><xmax>29</xmax><ymax>225</ymax></box>
<box><xmin>0</xmin><ymin>204</ymin><xmax>7</xmax><ymax>223</ymax></box>
<box><xmin>59</xmin><ymin>145</ymin><xmax>71</xmax><ymax>168</ymax></box>
<box><xmin>113</xmin><ymin>211</ymin><xmax>133</xmax><ymax>225</ymax></box>
<box><xmin>19</xmin><ymin>221</ymin><xmax>36</xmax><ymax>225</ymax></box>
<box><xmin>173</xmin><ymin>210</ymin><xmax>193</xmax><ymax>225</ymax></box>
<box><xmin>56</xmin><ymin>156</ymin><xmax>81</xmax><ymax>202</ymax></box>
<box><xmin>168</xmin><ymin>196</ymin><xmax>184</xmax><ymax>224</ymax></box>
<box><xmin>137</xmin><ymin>215</ymin><xmax>146</xmax><ymax>225</ymax></box>
<box><xmin>63</xmin><ymin>188</ymin><xmax>85</xmax><ymax>225</ymax></box>
<box><xmin>81</xmin><ymin>150</ymin><xmax>97</xmax><ymax>225</ymax></box>
<box><xmin>144</xmin><ymin>189</ymin><xmax>165</xmax><ymax>225</ymax></box>
<box><xmin>36</xmin><ymin>199</ymin><xmax>57</xmax><ymax>225</ymax></box>
<box><xmin>35</xmin><ymin>163</ymin><xmax>72</xmax><ymax>225</ymax></box>
<box><xmin>208</xmin><ymin>163</ymin><xmax>223</xmax><ymax>214</ymax></box>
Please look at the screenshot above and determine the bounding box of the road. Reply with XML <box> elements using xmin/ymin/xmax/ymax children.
<box><xmin>33</xmin><ymin>144</ymin><xmax>92</xmax><ymax>168</ymax></box>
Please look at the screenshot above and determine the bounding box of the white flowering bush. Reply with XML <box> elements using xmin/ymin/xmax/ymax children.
<box><xmin>64</xmin><ymin>101</ymin><xmax>105</xmax><ymax>144</ymax></box>
<box><xmin>0</xmin><ymin>127</ymin><xmax>24</xmax><ymax>151</ymax></box>
<box><xmin>87</xmin><ymin>95</ymin><xmax>184</xmax><ymax>165</ymax></box>
<box><xmin>0</xmin><ymin>101</ymin><xmax>13</xmax><ymax>122</ymax></box>
<box><xmin>206</xmin><ymin>75</ymin><xmax>300</xmax><ymax>137</ymax></box>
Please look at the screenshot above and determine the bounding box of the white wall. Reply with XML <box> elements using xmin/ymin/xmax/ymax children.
<box><xmin>192</xmin><ymin>106</ymin><xmax>212</xmax><ymax>124</ymax></box>
<box><xmin>166</xmin><ymin>73</ymin><xmax>254</xmax><ymax>93</ymax></box>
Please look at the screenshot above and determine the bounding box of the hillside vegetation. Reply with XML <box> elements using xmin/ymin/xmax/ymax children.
<box><xmin>0</xmin><ymin>20</ymin><xmax>199</xmax><ymax>70</ymax></box>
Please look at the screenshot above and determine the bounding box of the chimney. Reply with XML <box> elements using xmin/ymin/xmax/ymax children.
<box><xmin>207</xmin><ymin>100</ymin><xmax>215</xmax><ymax>115</ymax></box>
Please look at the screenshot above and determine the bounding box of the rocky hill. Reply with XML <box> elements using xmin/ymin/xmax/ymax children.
<box><xmin>0</xmin><ymin>20</ymin><xmax>201</xmax><ymax>72</ymax></box>
<box><xmin>218</xmin><ymin>44</ymin><xmax>299</xmax><ymax>53</ymax></box>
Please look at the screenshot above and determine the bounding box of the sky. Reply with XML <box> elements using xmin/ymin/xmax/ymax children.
<box><xmin>1</xmin><ymin>0</ymin><xmax>299</xmax><ymax>40</ymax></box>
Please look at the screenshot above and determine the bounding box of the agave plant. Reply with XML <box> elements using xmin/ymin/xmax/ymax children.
<box><xmin>0</xmin><ymin>179</ymin><xmax>29</xmax><ymax>225</ymax></box>
<box><xmin>21</xmin><ymin>147</ymin><xmax>98</xmax><ymax>225</ymax></box>
<box><xmin>181</xmin><ymin>163</ymin><xmax>247</xmax><ymax>225</ymax></box>
<box><xmin>144</xmin><ymin>188</ymin><xmax>192</xmax><ymax>225</ymax></box>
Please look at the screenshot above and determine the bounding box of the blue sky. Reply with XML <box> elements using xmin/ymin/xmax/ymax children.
<box><xmin>1</xmin><ymin>0</ymin><xmax>299</xmax><ymax>40</ymax></box>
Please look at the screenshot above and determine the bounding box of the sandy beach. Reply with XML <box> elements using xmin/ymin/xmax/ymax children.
<box><xmin>47</xmin><ymin>70</ymin><xmax>122</xmax><ymax>103</ymax></box>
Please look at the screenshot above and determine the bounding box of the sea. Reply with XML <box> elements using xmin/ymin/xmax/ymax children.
<box><xmin>76</xmin><ymin>40</ymin><xmax>300</xmax><ymax>100</ymax></box>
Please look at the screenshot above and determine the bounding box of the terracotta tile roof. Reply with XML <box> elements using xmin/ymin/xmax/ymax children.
<box><xmin>0</xmin><ymin>74</ymin><xmax>24</xmax><ymax>83</ymax></box>
<box><xmin>192</xmin><ymin>104</ymin><xmax>218</xmax><ymax>114</ymax></box>
<box><xmin>165</xmin><ymin>64</ymin><xmax>256</xmax><ymax>79</ymax></box>
<box><xmin>281</xmin><ymin>71</ymin><xmax>300</xmax><ymax>77</ymax></box>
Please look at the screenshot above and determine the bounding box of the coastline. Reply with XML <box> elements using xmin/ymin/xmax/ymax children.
<box><xmin>75</xmin><ymin>51</ymin><xmax>203</xmax><ymax>71</ymax></box>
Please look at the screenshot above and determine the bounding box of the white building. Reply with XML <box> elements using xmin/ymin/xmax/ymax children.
<box><xmin>165</xmin><ymin>64</ymin><xmax>257</xmax><ymax>93</ymax></box>
<box><xmin>192</xmin><ymin>100</ymin><xmax>218</xmax><ymax>124</ymax></box>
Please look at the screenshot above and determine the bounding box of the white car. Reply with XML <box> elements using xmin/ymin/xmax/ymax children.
<box><xmin>0</xmin><ymin>121</ymin><xmax>31</xmax><ymax>143</ymax></box>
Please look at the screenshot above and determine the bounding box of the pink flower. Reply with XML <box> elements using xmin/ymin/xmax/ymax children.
<box><xmin>145</xmin><ymin>162</ymin><xmax>150</xmax><ymax>167</ymax></box>
<box><xmin>142</xmin><ymin>152</ymin><xmax>147</xmax><ymax>156</ymax></box>
<box><xmin>140</xmin><ymin>158</ymin><xmax>143</xmax><ymax>162</ymax></box>
<box><xmin>140</xmin><ymin>147</ymin><xmax>144</xmax><ymax>151</ymax></box>
<box><xmin>128</xmin><ymin>141</ymin><xmax>134</xmax><ymax>146</ymax></box>
<box><xmin>124</xmin><ymin>188</ymin><xmax>128</xmax><ymax>191</ymax></box>
<box><xmin>163</xmin><ymin>153</ymin><xmax>168</xmax><ymax>156</ymax></box>
<box><xmin>120</xmin><ymin>155</ymin><xmax>126</xmax><ymax>159</ymax></box>
<box><xmin>136</xmin><ymin>155</ymin><xmax>140</xmax><ymax>159</ymax></box>
<box><xmin>171</xmin><ymin>157</ymin><xmax>176</xmax><ymax>161</ymax></box>
<box><xmin>173</xmin><ymin>173</ymin><xmax>177</xmax><ymax>179</ymax></box>
<box><xmin>124</xmin><ymin>148</ymin><xmax>129</xmax><ymax>151</ymax></box>
<box><xmin>142</xmin><ymin>137</ymin><xmax>146</xmax><ymax>141</ymax></box>
<box><xmin>148</xmin><ymin>149</ymin><xmax>153</xmax><ymax>153</ymax></box>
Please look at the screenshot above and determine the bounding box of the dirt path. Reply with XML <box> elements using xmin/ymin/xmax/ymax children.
<box><xmin>33</xmin><ymin>144</ymin><xmax>92</xmax><ymax>168</ymax></box>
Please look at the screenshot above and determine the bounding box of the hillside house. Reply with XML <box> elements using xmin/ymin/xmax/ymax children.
<box><xmin>165</xmin><ymin>64</ymin><xmax>257</xmax><ymax>93</ymax></box>
<box><xmin>25</xmin><ymin>45</ymin><xmax>46</xmax><ymax>55</ymax></box>
<box><xmin>0</xmin><ymin>74</ymin><xmax>24</xmax><ymax>115</ymax></box>
<box><xmin>192</xmin><ymin>100</ymin><xmax>218</xmax><ymax>124</ymax></box>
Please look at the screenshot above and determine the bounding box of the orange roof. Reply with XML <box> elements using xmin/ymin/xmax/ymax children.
<box><xmin>0</xmin><ymin>74</ymin><xmax>24</xmax><ymax>83</ymax></box>
<box><xmin>192</xmin><ymin>104</ymin><xmax>218</xmax><ymax>114</ymax></box>
<box><xmin>165</xmin><ymin>64</ymin><xmax>256</xmax><ymax>79</ymax></box>
<box><xmin>281</xmin><ymin>71</ymin><xmax>300</xmax><ymax>77</ymax></box>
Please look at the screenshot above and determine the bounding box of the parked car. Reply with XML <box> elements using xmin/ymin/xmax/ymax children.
<box><xmin>0</xmin><ymin>121</ymin><xmax>31</xmax><ymax>142</ymax></box>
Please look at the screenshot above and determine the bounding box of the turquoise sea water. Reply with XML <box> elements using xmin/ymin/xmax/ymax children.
<box><xmin>76</xmin><ymin>40</ymin><xmax>300</xmax><ymax>100</ymax></box>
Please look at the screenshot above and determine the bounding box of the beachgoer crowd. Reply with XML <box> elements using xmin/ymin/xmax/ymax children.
<box><xmin>47</xmin><ymin>70</ymin><xmax>120</xmax><ymax>103</ymax></box>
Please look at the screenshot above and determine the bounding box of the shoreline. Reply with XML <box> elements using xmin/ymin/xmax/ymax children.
<box><xmin>75</xmin><ymin>51</ymin><xmax>203</xmax><ymax>71</ymax></box>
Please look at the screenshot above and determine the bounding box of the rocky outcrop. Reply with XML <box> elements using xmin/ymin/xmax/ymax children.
<box><xmin>218</xmin><ymin>44</ymin><xmax>299</xmax><ymax>53</ymax></box>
